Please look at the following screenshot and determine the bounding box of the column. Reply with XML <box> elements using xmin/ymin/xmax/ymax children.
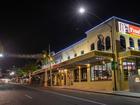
<box><xmin>50</xmin><ymin>63</ymin><xmax>53</xmax><ymax>86</ymax></box>
<box><xmin>44</xmin><ymin>69</ymin><xmax>48</xmax><ymax>87</ymax></box>
<box><xmin>78</xmin><ymin>66</ymin><xmax>81</xmax><ymax>82</ymax></box>
<box><xmin>71</xmin><ymin>69</ymin><xmax>74</xmax><ymax>85</ymax></box>
<box><xmin>65</xmin><ymin>69</ymin><xmax>68</xmax><ymax>86</ymax></box>
<box><xmin>119</xmin><ymin>58</ymin><xmax>124</xmax><ymax>90</ymax></box>
<box><xmin>87</xmin><ymin>64</ymin><xmax>91</xmax><ymax>83</ymax></box>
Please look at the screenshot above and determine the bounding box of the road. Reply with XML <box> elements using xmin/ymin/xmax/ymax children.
<box><xmin>0</xmin><ymin>83</ymin><xmax>140</xmax><ymax>105</ymax></box>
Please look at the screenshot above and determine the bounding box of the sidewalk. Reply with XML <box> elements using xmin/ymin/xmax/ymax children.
<box><xmin>22</xmin><ymin>84</ymin><xmax>140</xmax><ymax>98</ymax></box>
<box><xmin>48</xmin><ymin>86</ymin><xmax>140</xmax><ymax>98</ymax></box>
<box><xmin>113</xmin><ymin>91</ymin><xmax>140</xmax><ymax>98</ymax></box>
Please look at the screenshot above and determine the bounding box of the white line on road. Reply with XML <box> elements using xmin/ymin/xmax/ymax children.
<box><xmin>46</xmin><ymin>90</ymin><xmax>107</xmax><ymax>105</ymax></box>
<box><xmin>25</xmin><ymin>94</ymin><xmax>33</xmax><ymax>99</ymax></box>
<box><xmin>21</xmin><ymin>85</ymin><xmax>107</xmax><ymax>105</ymax></box>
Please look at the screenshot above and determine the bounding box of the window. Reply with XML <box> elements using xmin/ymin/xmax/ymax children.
<box><xmin>138</xmin><ymin>39</ymin><xmax>140</xmax><ymax>50</ymax></box>
<box><xmin>105</xmin><ymin>36</ymin><xmax>111</xmax><ymax>50</ymax></box>
<box><xmin>97</xmin><ymin>34</ymin><xmax>104</xmax><ymax>51</ymax></box>
<box><xmin>90</xmin><ymin>63</ymin><xmax>112</xmax><ymax>81</ymax></box>
<box><xmin>67</xmin><ymin>56</ymin><xmax>70</xmax><ymax>60</ymax></box>
<box><xmin>74</xmin><ymin>53</ymin><xmax>77</xmax><ymax>57</ymax></box>
<box><xmin>81</xmin><ymin>50</ymin><xmax>84</xmax><ymax>55</ymax></box>
<box><xmin>90</xmin><ymin>43</ymin><xmax>95</xmax><ymax>51</ymax></box>
<box><xmin>120</xmin><ymin>35</ymin><xmax>126</xmax><ymax>50</ymax></box>
<box><xmin>129</xmin><ymin>37</ymin><xmax>134</xmax><ymax>48</ymax></box>
<box><xmin>81</xmin><ymin>68</ymin><xmax>87</xmax><ymax>81</ymax></box>
<box><xmin>123</xmin><ymin>61</ymin><xmax>136</xmax><ymax>80</ymax></box>
<box><xmin>74</xmin><ymin>69</ymin><xmax>79</xmax><ymax>82</ymax></box>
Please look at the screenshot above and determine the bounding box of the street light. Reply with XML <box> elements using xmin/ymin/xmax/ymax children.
<box><xmin>10</xmin><ymin>71</ymin><xmax>15</xmax><ymax>76</ymax></box>
<box><xmin>78</xmin><ymin>7</ymin><xmax>86</xmax><ymax>14</ymax></box>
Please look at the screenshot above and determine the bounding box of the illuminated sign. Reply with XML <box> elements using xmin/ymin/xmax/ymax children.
<box><xmin>118</xmin><ymin>21</ymin><xmax>140</xmax><ymax>37</ymax></box>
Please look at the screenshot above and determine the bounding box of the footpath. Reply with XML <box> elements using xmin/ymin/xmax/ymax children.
<box><xmin>43</xmin><ymin>86</ymin><xmax>140</xmax><ymax>98</ymax></box>
<box><xmin>20</xmin><ymin>83</ymin><xmax>140</xmax><ymax>98</ymax></box>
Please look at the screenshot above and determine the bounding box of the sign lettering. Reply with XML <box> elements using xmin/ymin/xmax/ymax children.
<box><xmin>118</xmin><ymin>21</ymin><xmax>140</xmax><ymax>37</ymax></box>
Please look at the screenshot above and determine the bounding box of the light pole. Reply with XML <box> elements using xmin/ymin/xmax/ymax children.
<box><xmin>77</xmin><ymin>6</ymin><xmax>117</xmax><ymax>91</ymax></box>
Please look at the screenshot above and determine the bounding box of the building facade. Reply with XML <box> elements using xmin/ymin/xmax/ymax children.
<box><xmin>32</xmin><ymin>16</ymin><xmax>140</xmax><ymax>92</ymax></box>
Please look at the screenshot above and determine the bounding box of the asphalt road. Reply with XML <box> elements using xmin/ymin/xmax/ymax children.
<box><xmin>0</xmin><ymin>83</ymin><xmax>140</xmax><ymax>105</ymax></box>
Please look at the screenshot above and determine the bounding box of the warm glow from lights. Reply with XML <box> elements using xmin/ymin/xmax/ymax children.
<box><xmin>86</xmin><ymin>64</ymin><xmax>90</xmax><ymax>67</ymax></box>
<box><xmin>43</xmin><ymin>54</ymin><xmax>46</xmax><ymax>58</ymax></box>
<box><xmin>64</xmin><ymin>69</ymin><xmax>67</xmax><ymax>72</ymax></box>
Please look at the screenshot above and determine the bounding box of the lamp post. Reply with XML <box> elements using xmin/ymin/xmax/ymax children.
<box><xmin>77</xmin><ymin>6</ymin><xmax>117</xmax><ymax>91</ymax></box>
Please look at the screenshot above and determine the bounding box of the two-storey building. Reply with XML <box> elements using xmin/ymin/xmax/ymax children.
<box><xmin>32</xmin><ymin>16</ymin><xmax>140</xmax><ymax>92</ymax></box>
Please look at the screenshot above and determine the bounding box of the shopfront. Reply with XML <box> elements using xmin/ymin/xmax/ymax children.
<box><xmin>118</xmin><ymin>20</ymin><xmax>140</xmax><ymax>92</ymax></box>
<box><xmin>118</xmin><ymin>51</ymin><xmax>140</xmax><ymax>92</ymax></box>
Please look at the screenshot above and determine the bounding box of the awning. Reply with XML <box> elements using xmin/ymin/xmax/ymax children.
<box><xmin>119</xmin><ymin>50</ymin><xmax>140</xmax><ymax>59</ymax></box>
<box><xmin>32</xmin><ymin>51</ymin><xmax>114</xmax><ymax>74</ymax></box>
<box><xmin>57</xmin><ymin>51</ymin><xmax>114</xmax><ymax>68</ymax></box>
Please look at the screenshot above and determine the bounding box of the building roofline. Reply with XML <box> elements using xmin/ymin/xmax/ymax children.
<box><xmin>55</xmin><ymin>16</ymin><xmax>140</xmax><ymax>56</ymax></box>
<box><xmin>55</xmin><ymin>38</ymin><xmax>86</xmax><ymax>55</ymax></box>
<box><xmin>85</xmin><ymin>16</ymin><xmax>140</xmax><ymax>34</ymax></box>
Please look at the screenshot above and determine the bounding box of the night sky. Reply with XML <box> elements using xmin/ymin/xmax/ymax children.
<box><xmin>0</xmin><ymin>0</ymin><xmax>140</xmax><ymax>70</ymax></box>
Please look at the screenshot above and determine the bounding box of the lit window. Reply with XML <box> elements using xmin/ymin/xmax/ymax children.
<box><xmin>90</xmin><ymin>64</ymin><xmax>112</xmax><ymax>81</ymax></box>
<box><xmin>81</xmin><ymin>68</ymin><xmax>87</xmax><ymax>81</ymax></box>
<box><xmin>74</xmin><ymin>69</ymin><xmax>79</xmax><ymax>82</ymax></box>
<box><xmin>123</xmin><ymin>61</ymin><xmax>136</xmax><ymax>80</ymax></box>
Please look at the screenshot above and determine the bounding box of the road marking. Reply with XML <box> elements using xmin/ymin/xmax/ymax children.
<box><xmin>25</xmin><ymin>94</ymin><xmax>32</xmax><ymax>99</ymax></box>
<box><xmin>21</xmin><ymin>85</ymin><xmax>107</xmax><ymax>105</ymax></box>
<box><xmin>46</xmin><ymin>90</ymin><xmax>107</xmax><ymax>105</ymax></box>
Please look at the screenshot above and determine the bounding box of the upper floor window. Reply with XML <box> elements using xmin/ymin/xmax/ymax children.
<box><xmin>120</xmin><ymin>35</ymin><xmax>126</xmax><ymax>50</ymax></box>
<box><xmin>129</xmin><ymin>37</ymin><xmax>134</xmax><ymax>48</ymax></box>
<box><xmin>90</xmin><ymin>43</ymin><xmax>95</xmax><ymax>51</ymax></box>
<box><xmin>81</xmin><ymin>50</ymin><xmax>84</xmax><ymax>55</ymax></box>
<box><xmin>67</xmin><ymin>56</ymin><xmax>70</xmax><ymax>60</ymax></box>
<box><xmin>97</xmin><ymin>34</ymin><xmax>104</xmax><ymax>51</ymax></box>
<box><xmin>74</xmin><ymin>53</ymin><xmax>77</xmax><ymax>57</ymax></box>
<box><xmin>138</xmin><ymin>39</ymin><xmax>140</xmax><ymax>50</ymax></box>
<box><xmin>105</xmin><ymin>36</ymin><xmax>111</xmax><ymax>50</ymax></box>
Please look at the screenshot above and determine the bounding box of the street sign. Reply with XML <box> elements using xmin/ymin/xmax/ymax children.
<box><xmin>111</xmin><ymin>61</ymin><xmax>117</xmax><ymax>70</ymax></box>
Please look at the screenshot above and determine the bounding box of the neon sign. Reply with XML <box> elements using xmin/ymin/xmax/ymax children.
<box><xmin>118</xmin><ymin>21</ymin><xmax>140</xmax><ymax>37</ymax></box>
